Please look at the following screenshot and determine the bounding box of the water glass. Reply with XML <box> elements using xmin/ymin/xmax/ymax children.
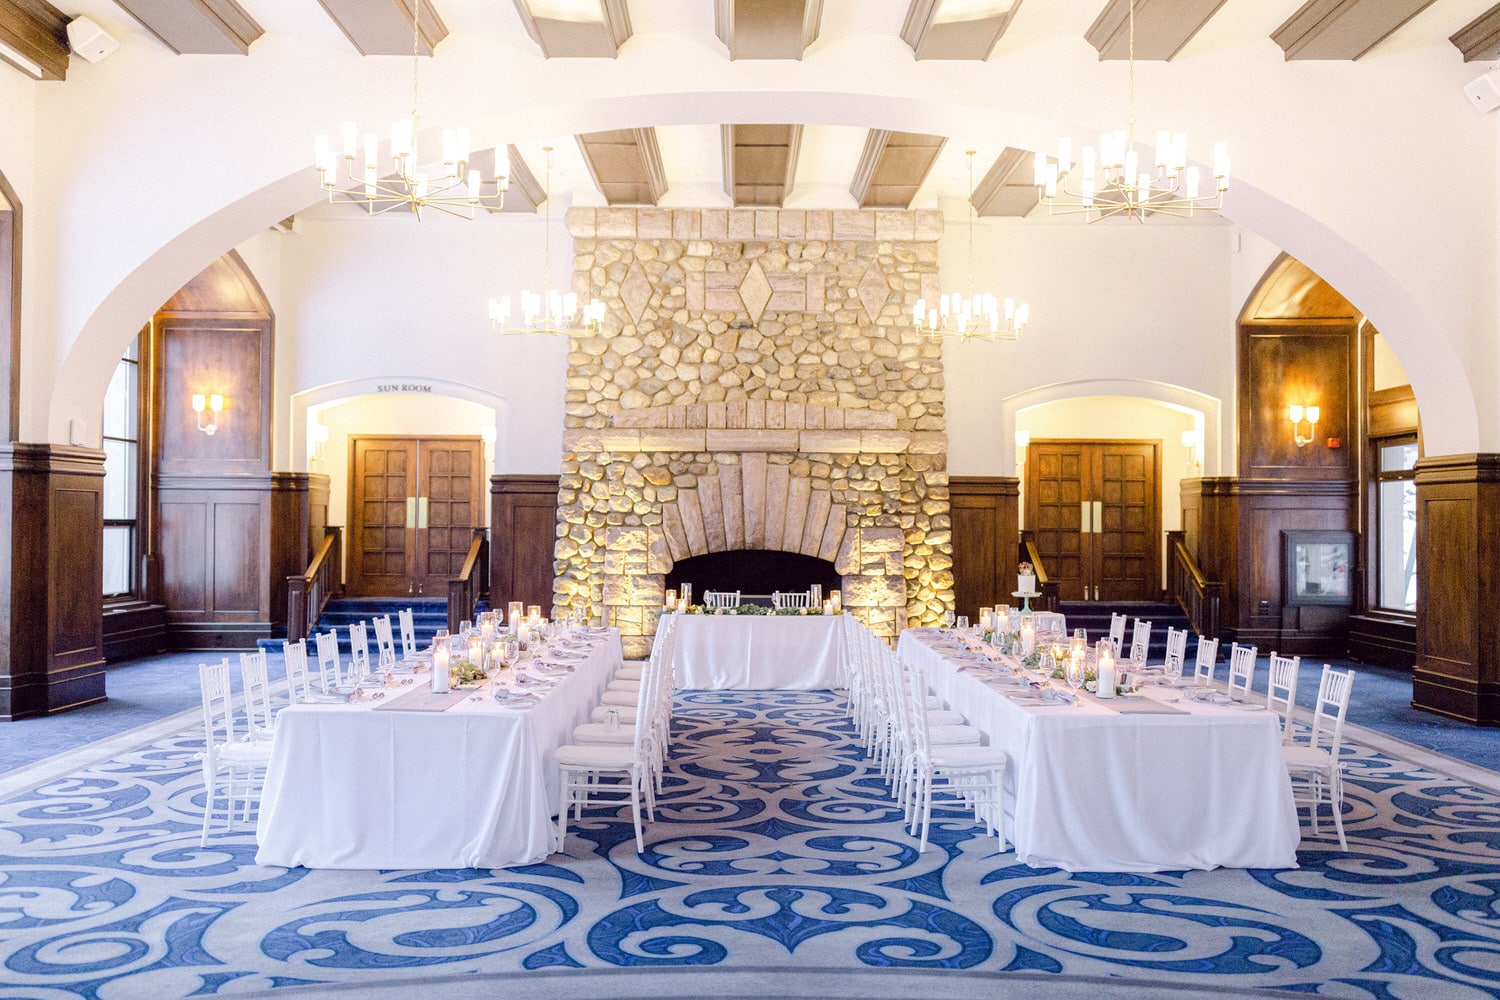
<box><xmin>956</xmin><ymin>615</ymin><xmax>969</xmax><ymax>630</ymax></box>
<box><xmin>1065</xmin><ymin>655</ymin><xmax>1086</xmax><ymax>699</ymax></box>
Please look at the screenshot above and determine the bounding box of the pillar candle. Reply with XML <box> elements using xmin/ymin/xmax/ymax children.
<box><xmin>432</xmin><ymin>641</ymin><xmax>451</xmax><ymax>693</ymax></box>
<box><xmin>1098</xmin><ymin>647</ymin><xmax>1117</xmax><ymax>699</ymax></box>
<box><xmin>508</xmin><ymin>601</ymin><xmax>524</xmax><ymax>627</ymax></box>
<box><xmin>1021</xmin><ymin>624</ymin><xmax>1036</xmax><ymax>655</ymax></box>
<box><xmin>665</xmin><ymin>589</ymin><xmax>676</xmax><ymax>608</ymax></box>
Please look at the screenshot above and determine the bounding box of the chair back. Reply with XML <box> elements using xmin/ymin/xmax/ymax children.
<box><xmin>239</xmin><ymin>649</ymin><xmax>273</xmax><ymax>736</ymax></box>
<box><xmin>1308</xmin><ymin>665</ymin><xmax>1355</xmax><ymax>754</ymax></box>
<box><xmin>1107</xmin><ymin>613</ymin><xmax>1127</xmax><ymax>655</ymax></box>
<box><xmin>348</xmin><ymin>621</ymin><xmax>370</xmax><ymax>680</ymax></box>
<box><xmin>1163</xmin><ymin>627</ymin><xmax>1188</xmax><ymax>676</ymax></box>
<box><xmin>1266</xmin><ymin>652</ymin><xmax>1301</xmax><ymax>741</ymax></box>
<box><xmin>1226</xmin><ymin>643</ymin><xmax>1258</xmax><ymax>699</ymax></box>
<box><xmin>283</xmin><ymin>639</ymin><xmax>312</xmax><ymax>703</ymax></box>
<box><xmin>704</xmin><ymin>590</ymin><xmax>740</xmax><ymax>609</ymax></box>
<box><xmin>373</xmin><ymin>615</ymin><xmax>397</xmax><ymax>668</ymax></box>
<box><xmin>315</xmin><ymin>630</ymin><xmax>342</xmax><ymax>690</ymax></box>
<box><xmin>1194</xmin><ymin>636</ymin><xmax>1220</xmax><ymax>685</ymax></box>
<box><xmin>398</xmin><ymin>608</ymin><xmax>417</xmax><ymax>657</ymax></box>
<box><xmin>772</xmin><ymin>590</ymin><xmax>812</xmax><ymax>609</ymax></box>
<box><xmin>1128</xmin><ymin>619</ymin><xmax>1152</xmax><ymax>664</ymax></box>
<box><xmin>199</xmin><ymin>659</ymin><xmax>236</xmax><ymax>750</ymax></box>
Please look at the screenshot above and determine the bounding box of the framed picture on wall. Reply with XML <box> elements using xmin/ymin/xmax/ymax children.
<box><xmin>1284</xmin><ymin>530</ymin><xmax>1354</xmax><ymax>606</ymax></box>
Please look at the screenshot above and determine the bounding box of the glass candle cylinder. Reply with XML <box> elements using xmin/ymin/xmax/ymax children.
<box><xmin>508</xmin><ymin>601</ymin><xmax>524</xmax><ymax>627</ymax></box>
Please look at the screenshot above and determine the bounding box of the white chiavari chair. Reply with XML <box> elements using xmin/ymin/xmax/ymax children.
<box><xmin>1193</xmin><ymin>636</ymin><xmax>1221</xmax><ymax>686</ymax></box>
<box><xmin>703</xmin><ymin>590</ymin><xmax>740</xmax><ymax>609</ymax></box>
<box><xmin>1226</xmin><ymin>643</ymin><xmax>1259</xmax><ymax>700</ymax></box>
<box><xmin>1162</xmin><ymin>627</ymin><xmax>1188</xmax><ymax>677</ymax></box>
<box><xmin>1128</xmin><ymin>619</ymin><xmax>1152</xmax><ymax>665</ymax></box>
<box><xmin>372</xmin><ymin>615</ymin><xmax>398</xmax><ymax>670</ymax></box>
<box><xmin>772</xmin><ymin>590</ymin><xmax>813</xmax><ymax>609</ymax></box>
<box><xmin>1266</xmin><ymin>652</ymin><xmax>1302</xmax><ymax>743</ymax></box>
<box><xmin>1107</xmin><ymin>613</ymin><xmax>1127</xmax><ymax>656</ymax></box>
<box><xmin>347</xmin><ymin>621</ymin><xmax>370</xmax><ymax>682</ymax></box>
<box><xmin>282</xmin><ymin>638</ymin><xmax>313</xmax><ymax>703</ymax></box>
<box><xmin>197</xmin><ymin>659</ymin><xmax>272</xmax><ymax>846</ymax></box>
<box><xmin>314</xmin><ymin>630</ymin><xmax>342</xmax><ymax>691</ymax></box>
<box><xmin>397</xmin><ymin>607</ymin><xmax>417</xmax><ymax>659</ymax></box>
<box><xmin>902</xmin><ymin>667</ymin><xmax>1007</xmax><ymax>853</ymax></box>
<box><xmin>1284</xmin><ymin>665</ymin><xmax>1356</xmax><ymax>851</ymax></box>
<box><xmin>238</xmin><ymin>649</ymin><xmax>276</xmax><ymax>741</ymax></box>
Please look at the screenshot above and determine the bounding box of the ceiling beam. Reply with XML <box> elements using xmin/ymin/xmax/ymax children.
<box><xmin>0</xmin><ymin>0</ymin><xmax>69</xmax><ymax>80</ymax></box>
<box><xmin>1451</xmin><ymin>4</ymin><xmax>1500</xmax><ymax>62</ymax></box>
<box><xmin>721</xmin><ymin>123</ymin><xmax>802</xmax><ymax>207</ymax></box>
<box><xmin>576</xmin><ymin>128</ymin><xmax>666</xmax><ymax>206</ymax></box>
<box><xmin>511</xmin><ymin>0</ymin><xmax>630</xmax><ymax>58</ymax></box>
<box><xmin>1271</xmin><ymin>0</ymin><xmax>1438</xmax><ymax>61</ymax></box>
<box><xmin>714</xmin><ymin>0</ymin><xmax>822</xmax><ymax>60</ymax></box>
<box><xmin>1085</xmin><ymin>0</ymin><xmax>1227</xmax><ymax>61</ymax></box>
<box><xmin>900</xmin><ymin>0</ymin><xmax>1020</xmax><ymax>61</ymax></box>
<box><xmin>970</xmin><ymin>147</ymin><xmax>1039</xmax><ymax>217</ymax></box>
<box><xmin>315</xmin><ymin>0</ymin><xmax>447</xmax><ymax>56</ymax></box>
<box><xmin>849</xmin><ymin>130</ymin><xmax>946</xmax><ymax>210</ymax></box>
<box><xmin>112</xmin><ymin>0</ymin><xmax>262</xmax><ymax>54</ymax></box>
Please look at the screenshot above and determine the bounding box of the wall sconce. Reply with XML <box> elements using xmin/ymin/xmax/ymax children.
<box><xmin>1181</xmin><ymin>428</ymin><xmax>1203</xmax><ymax>474</ymax></box>
<box><xmin>1289</xmin><ymin>404</ymin><xmax>1320</xmax><ymax>448</ymax></box>
<box><xmin>191</xmin><ymin>393</ymin><xmax>225</xmax><ymax>435</ymax></box>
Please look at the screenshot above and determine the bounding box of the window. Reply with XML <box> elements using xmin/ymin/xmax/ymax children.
<box><xmin>1373</xmin><ymin>436</ymin><xmax>1418</xmax><ymax>613</ymax></box>
<box><xmin>102</xmin><ymin>339</ymin><xmax>140</xmax><ymax>599</ymax></box>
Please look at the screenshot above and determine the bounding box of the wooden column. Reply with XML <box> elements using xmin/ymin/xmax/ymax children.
<box><xmin>949</xmin><ymin>476</ymin><xmax>1019</xmax><ymax>617</ymax></box>
<box><xmin>0</xmin><ymin>445</ymin><xmax>107</xmax><ymax>719</ymax></box>
<box><xmin>491</xmin><ymin>475</ymin><xmax>560</xmax><ymax>612</ymax></box>
<box><xmin>268</xmin><ymin>472</ymin><xmax>328</xmax><ymax>634</ymax></box>
<box><xmin>1412</xmin><ymin>455</ymin><xmax>1500</xmax><ymax>725</ymax></box>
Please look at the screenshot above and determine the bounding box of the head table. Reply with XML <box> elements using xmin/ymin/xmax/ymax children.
<box><xmin>897</xmin><ymin>629</ymin><xmax>1299</xmax><ymax>873</ymax></box>
<box><xmin>254</xmin><ymin>628</ymin><xmax>622</xmax><ymax>870</ymax></box>
<box><xmin>669</xmin><ymin>612</ymin><xmax>844</xmax><ymax>690</ymax></box>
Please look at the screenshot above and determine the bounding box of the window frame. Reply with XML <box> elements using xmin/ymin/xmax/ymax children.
<box><xmin>1369</xmin><ymin>432</ymin><xmax>1418</xmax><ymax>618</ymax></box>
<box><xmin>102</xmin><ymin>334</ymin><xmax>151</xmax><ymax>605</ymax></box>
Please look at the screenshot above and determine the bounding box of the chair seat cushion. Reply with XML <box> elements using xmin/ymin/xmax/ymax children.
<box><xmin>927</xmin><ymin>710</ymin><xmax>967</xmax><ymax>727</ymax></box>
<box><xmin>592</xmin><ymin>705</ymin><xmax>638</xmax><ymax>724</ymax></box>
<box><xmin>216</xmin><ymin>741</ymin><xmax>274</xmax><ymax>765</ymax></box>
<box><xmin>931</xmin><ymin>745</ymin><xmax>1008</xmax><ymax>769</ymax></box>
<box><xmin>616</xmin><ymin>665</ymin><xmax>644</xmax><ymax>680</ymax></box>
<box><xmin>572</xmin><ymin>722</ymin><xmax>634</xmax><ymax>744</ymax></box>
<box><xmin>1283</xmin><ymin>746</ymin><xmax>1338</xmax><ymax>774</ymax></box>
<box><xmin>607</xmin><ymin>679</ymin><xmax>641</xmax><ymax>692</ymax></box>
<box><xmin>600</xmin><ymin>690</ymin><xmax>638</xmax><ymax>706</ymax></box>
<box><xmin>557</xmin><ymin>744</ymin><xmax>638</xmax><ymax>769</ymax></box>
<box><xmin>928</xmin><ymin>725</ymin><xmax>982</xmax><ymax>745</ymax></box>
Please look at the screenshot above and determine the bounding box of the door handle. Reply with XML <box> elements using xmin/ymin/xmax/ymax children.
<box><xmin>1092</xmin><ymin>501</ymin><xmax>1103</xmax><ymax>534</ymax></box>
<box><xmin>418</xmin><ymin>496</ymin><xmax>429</xmax><ymax>529</ymax></box>
<box><xmin>1080</xmin><ymin>500</ymin><xmax>1091</xmax><ymax>534</ymax></box>
<box><xmin>405</xmin><ymin>497</ymin><xmax>416</xmax><ymax>529</ymax></box>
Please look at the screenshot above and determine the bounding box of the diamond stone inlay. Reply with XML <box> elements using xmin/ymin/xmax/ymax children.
<box><xmin>856</xmin><ymin>265</ymin><xmax>890</xmax><ymax>323</ymax></box>
<box><xmin>738</xmin><ymin>260</ymin><xmax>773</xmax><ymax>324</ymax></box>
<box><xmin>621</xmin><ymin>260</ymin><xmax>652</xmax><ymax>325</ymax></box>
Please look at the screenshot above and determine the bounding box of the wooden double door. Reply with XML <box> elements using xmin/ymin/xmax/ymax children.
<box><xmin>1026</xmin><ymin>440</ymin><xmax>1161</xmax><ymax>602</ymax></box>
<box><xmin>348</xmin><ymin>436</ymin><xmax>485</xmax><ymax>597</ymax></box>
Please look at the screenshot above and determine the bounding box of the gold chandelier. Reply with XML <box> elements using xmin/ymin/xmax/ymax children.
<box><xmin>913</xmin><ymin>151</ymin><xmax>1029</xmax><ymax>342</ymax></box>
<box><xmin>313</xmin><ymin>0</ymin><xmax>508</xmax><ymax>220</ymax></box>
<box><xmin>488</xmin><ymin>147</ymin><xmax>605</xmax><ymax>335</ymax></box>
<box><xmin>1034</xmin><ymin>0</ymin><xmax>1228</xmax><ymax>221</ymax></box>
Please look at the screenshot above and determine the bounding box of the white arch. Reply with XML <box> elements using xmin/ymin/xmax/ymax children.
<box><xmin>45</xmin><ymin>89</ymin><xmax>1478</xmax><ymax>458</ymax></box>
<box><xmin>289</xmin><ymin>376</ymin><xmax>511</xmax><ymax>472</ymax></box>
<box><xmin>1001</xmin><ymin>379</ymin><xmax>1224</xmax><ymax>475</ymax></box>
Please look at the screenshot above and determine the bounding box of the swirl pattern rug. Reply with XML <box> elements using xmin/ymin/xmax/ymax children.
<box><xmin>2</xmin><ymin>690</ymin><xmax>1499</xmax><ymax>998</ymax></box>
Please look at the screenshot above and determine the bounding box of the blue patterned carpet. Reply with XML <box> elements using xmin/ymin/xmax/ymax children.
<box><xmin>2</xmin><ymin>690</ymin><xmax>1500</xmax><ymax>999</ymax></box>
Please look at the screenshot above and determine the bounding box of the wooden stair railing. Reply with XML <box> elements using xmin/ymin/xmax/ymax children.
<box><xmin>1167</xmin><ymin>530</ymin><xmax>1223</xmax><ymax>639</ymax></box>
<box><xmin>1019</xmin><ymin>531</ymin><xmax>1062</xmax><ymax>613</ymax></box>
<box><xmin>448</xmin><ymin>528</ymin><xmax>490</xmax><ymax>632</ymax></box>
<box><xmin>287</xmin><ymin>526</ymin><xmax>342</xmax><ymax>643</ymax></box>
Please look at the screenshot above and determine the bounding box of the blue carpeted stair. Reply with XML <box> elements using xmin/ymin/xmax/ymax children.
<box><xmin>1058</xmin><ymin>601</ymin><xmax>1194</xmax><ymax>661</ymax></box>
<box><xmin>259</xmin><ymin>597</ymin><xmax>447</xmax><ymax>657</ymax></box>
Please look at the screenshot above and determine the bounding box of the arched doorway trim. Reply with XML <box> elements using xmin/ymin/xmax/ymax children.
<box><xmin>289</xmin><ymin>376</ymin><xmax>510</xmax><ymax>472</ymax></box>
<box><xmin>1000</xmin><ymin>379</ymin><xmax>1223</xmax><ymax>476</ymax></box>
<box><xmin>0</xmin><ymin>168</ymin><xmax>18</xmax><ymax>441</ymax></box>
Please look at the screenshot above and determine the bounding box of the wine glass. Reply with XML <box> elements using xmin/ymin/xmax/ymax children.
<box><xmin>943</xmin><ymin>610</ymin><xmax>956</xmax><ymax>631</ymax></box>
<box><xmin>1065</xmin><ymin>654</ymin><xmax>1086</xmax><ymax>702</ymax></box>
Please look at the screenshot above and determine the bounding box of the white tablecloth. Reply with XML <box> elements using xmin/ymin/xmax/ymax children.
<box><xmin>672</xmin><ymin>614</ymin><xmax>844</xmax><ymax>690</ymax></box>
<box><xmin>897</xmin><ymin>629</ymin><xmax>1299</xmax><ymax>872</ymax></box>
<box><xmin>255</xmin><ymin>630</ymin><xmax>621</xmax><ymax>870</ymax></box>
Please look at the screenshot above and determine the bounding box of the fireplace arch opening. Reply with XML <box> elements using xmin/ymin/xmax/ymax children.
<box><xmin>666</xmin><ymin>550</ymin><xmax>841</xmax><ymax>607</ymax></box>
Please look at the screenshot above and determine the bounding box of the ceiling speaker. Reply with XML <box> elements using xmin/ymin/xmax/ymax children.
<box><xmin>66</xmin><ymin>17</ymin><xmax>119</xmax><ymax>64</ymax></box>
<box><xmin>1464</xmin><ymin>70</ymin><xmax>1500</xmax><ymax>113</ymax></box>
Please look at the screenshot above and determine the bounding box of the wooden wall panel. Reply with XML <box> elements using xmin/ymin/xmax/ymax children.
<box><xmin>1239</xmin><ymin>322</ymin><xmax>1357</xmax><ymax>481</ymax></box>
<box><xmin>949</xmin><ymin>476</ymin><xmax>1019</xmax><ymax>618</ymax></box>
<box><xmin>157</xmin><ymin>322</ymin><xmax>270</xmax><ymax>475</ymax></box>
<box><xmin>158</xmin><ymin>498</ymin><xmax>207</xmax><ymax>611</ymax></box>
<box><xmin>0</xmin><ymin>446</ymin><xmax>106</xmax><ymax>719</ymax></box>
<box><xmin>492</xmin><ymin>475</ymin><xmax>560</xmax><ymax>613</ymax></box>
<box><xmin>158</xmin><ymin>477</ymin><xmax>273</xmax><ymax>647</ymax></box>
<box><xmin>1412</xmin><ymin>455</ymin><xmax>1500</xmax><ymax>724</ymax></box>
<box><xmin>212</xmin><ymin>501</ymin><xmax>263</xmax><ymax>615</ymax></box>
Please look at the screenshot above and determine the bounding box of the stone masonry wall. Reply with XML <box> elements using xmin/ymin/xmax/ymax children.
<box><xmin>552</xmin><ymin>207</ymin><xmax>953</xmax><ymax>656</ymax></box>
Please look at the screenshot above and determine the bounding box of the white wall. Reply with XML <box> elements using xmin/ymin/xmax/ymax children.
<box><xmin>944</xmin><ymin>217</ymin><xmax>1233</xmax><ymax>476</ymax></box>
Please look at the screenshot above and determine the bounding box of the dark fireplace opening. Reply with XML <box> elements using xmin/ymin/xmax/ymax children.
<box><xmin>666</xmin><ymin>550</ymin><xmax>841</xmax><ymax>607</ymax></box>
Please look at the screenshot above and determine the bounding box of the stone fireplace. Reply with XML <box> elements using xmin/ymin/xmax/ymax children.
<box><xmin>552</xmin><ymin>207</ymin><xmax>952</xmax><ymax>657</ymax></box>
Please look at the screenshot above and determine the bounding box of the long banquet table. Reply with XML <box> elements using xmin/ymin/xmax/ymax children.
<box><xmin>255</xmin><ymin>629</ymin><xmax>621</xmax><ymax>870</ymax></box>
<box><xmin>897</xmin><ymin>629</ymin><xmax>1299</xmax><ymax>872</ymax></box>
<box><xmin>672</xmin><ymin>612</ymin><xmax>844</xmax><ymax>690</ymax></box>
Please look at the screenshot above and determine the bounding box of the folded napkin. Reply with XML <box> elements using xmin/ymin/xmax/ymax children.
<box><xmin>1007</xmin><ymin>688</ymin><xmax>1075</xmax><ymax>706</ymax></box>
<box><xmin>304</xmin><ymin>690</ymin><xmax>354</xmax><ymax>704</ymax></box>
<box><xmin>513</xmin><ymin>673</ymin><xmax>554</xmax><ymax>689</ymax></box>
<box><xmin>492</xmin><ymin>691</ymin><xmax>541</xmax><ymax>707</ymax></box>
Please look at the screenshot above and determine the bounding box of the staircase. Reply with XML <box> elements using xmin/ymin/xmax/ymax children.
<box><xmin>260</xmin><ymin>597</ymin><xmax>448</xmax><ymax>658</ymax></box>
<box><xmin>1058</xmin><ymin>601</ymin><xmax>1194</xmax><ymax>661</ymax></box>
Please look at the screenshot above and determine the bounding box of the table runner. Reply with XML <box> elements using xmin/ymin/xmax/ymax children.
<box><xmin>369</xmin><ymin>684</ymin><xmax>472</xmax><ymax>712</ymax></box>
